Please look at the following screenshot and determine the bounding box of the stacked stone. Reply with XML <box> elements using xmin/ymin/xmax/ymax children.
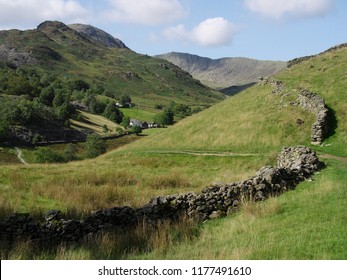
<box><xmin>297</xmin><ymin>90</ymin><xmax>329</xmax><ymax>145</ymax></box>
<box><xmin>0</xmin><ymin>213</ymin><xmax>41</xmax><ymax>241</ymax></box>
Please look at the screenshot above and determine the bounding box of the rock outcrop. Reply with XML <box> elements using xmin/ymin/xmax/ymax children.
<box><xmin>0</xmin><ymin>45</ymin><xmax>37</xmax><ymax>67</ymax></box>
<box><xmin>0</xmin><ymin>146</ymin><xmax>324</xmax><ymax>244</ymax></box>
<box><xmin>68</xmin><ymin>24</ymin><xmax>128</xmax><ymax>49</ymax></box>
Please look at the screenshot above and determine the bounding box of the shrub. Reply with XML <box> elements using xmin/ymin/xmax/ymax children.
<box><xmin>64</xmin><ymin>143</ymin><xmax>77</xmax><ymax>161</ymax></box>
<box><xmin>34</xmin><ymin>147</ymin><xmax>66</xmax><ymax>163</ymax></box>
<box><xmin>85</xmin><ymin>134</ymin><xmax>106</xmax><ymax>158</ymax></box>
<box><xmin>130</xmin><ymin>125</ymin><xmax>142</xmax><ymax>135</ymax></box>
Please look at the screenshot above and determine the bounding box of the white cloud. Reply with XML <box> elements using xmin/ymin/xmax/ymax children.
<box><xmin>0</xmin><ymin>0</ymin><xmax>90</xmax><ymax>29</ymax></box>
<box><xmin>164</xmin><ymin>17</ymin><xmax>238</xmax><ymax>47</ymax></box>
<box><xmin>104</xmin><ymin>0</ymin><xmax>187</xmax><ymax>25</ymax></box>
<box><xmin>244</xmin><ymin>0</ymin><xmax>334</xmax><ymax>20</ymax></box>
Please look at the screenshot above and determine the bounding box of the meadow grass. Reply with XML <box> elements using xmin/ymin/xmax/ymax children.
<box><xmin>120</xmin><ymin>107</ymin><xmax>157</xmax><ymax>122</ymax></box>
<box><xmin>0</xmin><ymin>151</ymin><xmax>267</xmax><ymax>218</ymax></box>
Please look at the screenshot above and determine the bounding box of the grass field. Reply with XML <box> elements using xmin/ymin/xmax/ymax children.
<box><xmin>1</xmin><ymin>46</ymin><xmax>346</xmax><ymax>260</ymax></box>
<box><xmin>70</xmin><ymin>110</ymin><xmax>123</xmax><ymax>136</ymax></box>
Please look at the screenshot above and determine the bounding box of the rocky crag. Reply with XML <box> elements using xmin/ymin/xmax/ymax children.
<box><xmin>68</xmin><ymin>24</ymin><xmax>128</xmax><ymax>49</ymax></box>
<box><xmin>0</xmin><ymin>146</ymin><xmax>324</xmax><ymax>244</ymax></box>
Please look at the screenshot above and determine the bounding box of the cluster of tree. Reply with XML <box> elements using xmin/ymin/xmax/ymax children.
<box><xmin>0</xmin><ymin>69</ymin><xmax>88</xmax><ymax>130</ymax></box>
<box><xmin>0</xmin><ymin>68</ymin><xmax>129</xmax><ymax>143</ymax></box>
<box><xmin>153</xmin><ymin>102</ymin><xmax>197</xmax><ymax>126</ymax></box>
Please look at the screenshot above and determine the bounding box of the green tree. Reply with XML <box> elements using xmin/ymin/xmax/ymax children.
<box><xmin>120</xmin><ymin>116</ymin><xmax>130</xmax><ymax>128</ymax></box>
<box><xmin>55</xmin><ymin>102</ymin><xmax>75</xmax><ymax>122</ymax></box>
<box><xmin>0</xmin><ymin>120</ymin><xmax>10</xmax><ymax>141</ymax></box>
<box><xmin>52</xmin><ymin>92</ymin><xmax>65</xmax><ymax>108</ymax></box>
<box><xmin>120</xmin><ymin>94</ymin><xmax>132</xmax><ymax>106</ymax></box>
<box><xmin>5</xmin><ymin>73</ymin><xmax>33</xmax><ymax>96</ymax></box>
<box><xmin>85</xmin><ymin>134</ymin><xmax>106</xmax><ymax>158</ymax></box>
<box><xmin>131</xmin><ymin>125</ymin><xmax>142</xmax><ymax>135</ymax></box>
<box><xmin>88</xmin><ymin>96</ymin><xmax>106</xmax><ymax>114</ymax></box>
<box><xmin>173</xmin><ymin>103</ymin><xmax>192</xmax><ymax>119</ymax></box>
<box><xmin>103</xmin><ymin>102</ymin><xmax>124</xmax><ymax>123</ymax></box>
<box><xmin>70</xmin><ymin>79</ymin><xmax>90</xmax><ymax>92</ymax></box>
<box><xmin>154</xmin><ymin>108</ymin><xmax>174</xmax><ymax>127</ymax></box>
<box><xmin>15</xmin><ymin>100</ymin><xmax>35</xmax><ymax>125</ymax></box>
<box><xmin>39</xmin><ymin>86</ymin><xmax>55</xmax><ymax>106</ymax></box>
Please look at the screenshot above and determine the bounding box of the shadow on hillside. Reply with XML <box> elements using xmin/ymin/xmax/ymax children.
<box><xmin>326</xmin><ymin>105</ymin><xmax>338</xmax><ymax>138</ymax></box>
<box><xmin>219</xmin><ymin>82</ymin><xmax>256</xmax><ymax>96</ymax></box>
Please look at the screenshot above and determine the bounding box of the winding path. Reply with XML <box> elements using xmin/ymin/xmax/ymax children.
<box><xmin>319</xmin><ymin>153</ymin><xmax>347</xmax><ymax>163</ymax></box>
<box><xmin>15</xmin><ymin>147</ymin><xmax>29</xmax><ymax>165</ymax></box>
<box><xmin>145</xmin><ymin>150</ymin><xmax>261</xmax><ymax>157</ymax></box>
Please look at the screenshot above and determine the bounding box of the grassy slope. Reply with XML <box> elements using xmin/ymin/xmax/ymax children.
<box><xmin>70</xmin><ymin>111</ymin><xmax>122</xmax><ymax>136</ymax></box>
<box><xmin>1</xmin><ymin>46</ymin><xmax>346</xmax><ymax>259</ymax></box>
<box><xmin>0</xmin><ymin>23</ymin><xmax>225</xmax><ymax>110</ymax></box>
<box><xmin>276</xmin><ymin>49</ymin><xmax>347</xmax><ymax>157</ymax></box>
<box><xmin>124</xmin><ymin>83</ymin><xmax>314</xmax><ymax>154</ymax></box>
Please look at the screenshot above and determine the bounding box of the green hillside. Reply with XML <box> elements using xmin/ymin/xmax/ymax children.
<box><xmin>1</xmin><ymin>45</ymin><xmax>346</xmax><ymax>259</ymax></box>
<box><xmin>0</xmin><ymin>21</ymin><xmax>224</xmax><ymax>107</ymax></box>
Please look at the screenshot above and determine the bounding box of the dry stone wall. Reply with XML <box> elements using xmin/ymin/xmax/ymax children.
<box><xmin>0</xmin><ymin>146</ymin><xmax>324</xmax><ymax>245</ymax></box>
<box><xmin>260</xmin><ymin>78</ymin><xmax>329</xmax><ymax>145</ymax></box>
<box><xmin>287</xmin><ymin>43</ymin><xmax>347</xmax><ymax>68</ymax></box>
<box><xmin>296</xmin><ymin>90</ymin><xmax>329</xmax><ymax>145</ymax></box>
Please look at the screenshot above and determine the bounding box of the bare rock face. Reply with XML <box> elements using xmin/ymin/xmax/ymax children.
<box><xmin>68</xmin><ymin>24</ymin><xmax>128</xmax><ymax>49</ymax></box>
<box><xmin>0</xmin><ymin>45</ymin><xmax>37</xmax><ymax>67</ymax></box>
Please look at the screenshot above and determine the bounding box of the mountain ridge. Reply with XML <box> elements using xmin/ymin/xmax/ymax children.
<box><xmin>155</xmin><ymin>52</ymin><xmax>287</xmax><ymax>91</ymax></box>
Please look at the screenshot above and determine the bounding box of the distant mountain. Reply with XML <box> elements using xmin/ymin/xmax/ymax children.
<box><xmin>68</xmin><ymin>23</ymin><xmax>128</xmax><ymax>49</ymax></box>
<box><xmin>156</xmin><ymin>52</ymin><xmax>287</xmax><ymax>92</ymax></box>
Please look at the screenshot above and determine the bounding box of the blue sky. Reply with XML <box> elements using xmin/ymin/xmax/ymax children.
<box><xmin>0</xmin><ymin>0</ymin><xmax>346</xmax><ymax>60</ymax></box>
